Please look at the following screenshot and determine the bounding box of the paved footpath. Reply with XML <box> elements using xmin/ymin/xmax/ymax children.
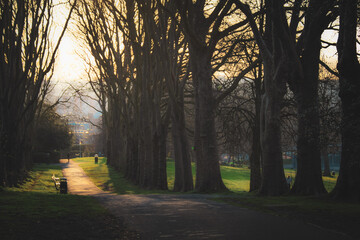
<box><xmin>62</xmin><ymin>160</ymin><xmax>353</xmax><ymax>240</ymax></box>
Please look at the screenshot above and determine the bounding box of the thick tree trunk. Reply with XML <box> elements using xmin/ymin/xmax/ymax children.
<box><xmin>291</xmin><ymin>94</ymin><xmax>326</xmax><ymax>194</ymax></box>
<box><xmin>157</xmin><ymin>122</ymin><xmax>168</xmax><ymax>190</ymax></box>
<box><xmin>249</xmin><ymin>123</ymin><xmax>261</xmax><ymax>192</ymax></box>
<box><xmin>0</xmin><ymin>107</ymin><xmax>29</xmax><ymax>186</ymax></box>
<box><xmin>152</xmin><ymin>99</ymin><xmax>169</xmax><ymax>190</ymax></box>
<box><xmin>322</xmin><ymin>147</ymin><xmax>331</xmax><ymax>177</ymax></box>
<box><xmin>172</xmin><ymin>94</ymin><xmax>194</xmax><ymax>192</ymax></box>
<box><xmin>139</xmin><ymin>95</ymin><xmax>154</xmax><ymax>189</ymax></box>
<box><xmin>152</xmin><ymin>129</ymin><xmax>160</xmax><ymax>189</ymax></box>
<box><xmin>332</xmin><ymin>0</ymin><xmax>360</xmax><ymax>201</ymax></box>
<box><xmin>259</xmin><ymin>73</ymin><xmax>288</xmax><ymax>196</ymax></box>
<box><xmin>125</xmin><ymin>132</ymin><xmax>140</xmax><ymax>185</ymax></box>
<box><xmin>291</xmin><ymin>26</ymin><xmax>326</xmax><ymax>195</ymax></box>
<box><xmin>249</xmin><ymin>76</ymin><xmax>262</xmax><ymax>192</ymax></box>
<box><xmin>190</xmin><ymin>47</ymin><xmax>227</xmax><ymax>192</ymax></box>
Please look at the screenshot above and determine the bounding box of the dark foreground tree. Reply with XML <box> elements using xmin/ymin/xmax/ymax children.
<box><xmin>0</xmin><ymin>0</ymin><xmax>75</xmax><ymax>186</ymax></box>
<box><xmin>331</xmin><ymin>0</ymin><xmax>360</xmax><ymax>201</ymax></box>
<box><xmin>236</xmin><ymin>0</ymin><xmax>290</xmax><ymax>195</ymax></box>
<box><xmin>176</xmin><ymin>0</ymin><xmax>232</xmax><ymax>192</ymax></box>
<box><xmin>177</xmin><ymin>0</ymin><xmax>258</xmax><ymax>192</ymax></box>
<box><xmin>288</xmin><ymin>0</ymin><xmax>336</xmax><ymax>195</ymax></box>
<box><xmin>237</xmin><ymin>0</ymin><xmax>338</xmax><ymax>195</ymax></box>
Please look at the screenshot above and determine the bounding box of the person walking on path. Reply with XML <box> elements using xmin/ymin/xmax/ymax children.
<box><xmin>67</xmin><ymin>153</ymin><xmax>70</xmax><ymax>163</ymax></box>
<box><xmin>94</xmin><ymin>153</ymin><xmax>98</xmax><ymax>164</ymax></box>
<box><xmin>286</xmin><ymin>175</ymin><xmax>292</xmax><ymax>188</ymax></box>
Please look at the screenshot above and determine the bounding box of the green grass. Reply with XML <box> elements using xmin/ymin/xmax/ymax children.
<box><xmin>0</xmin><ymin>163</ymin><xmax>137</xmax><ymax>239</ymax></box>
<box><xmin>214</xmin><ymin>194</ymin><xmax>360</xmax><ymax>239</ymax></box>
<box><xmin>73</xmin><ymin>157</ymin><xmax>337</xmax><ymax>194</ymax></box>
<box><xmin>74</xmin><ymin>157</ymin><xmax>171</xmax><ymax>194</ymax></box>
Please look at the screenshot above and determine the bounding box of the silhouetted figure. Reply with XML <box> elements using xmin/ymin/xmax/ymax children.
<box><xmin>286</xmin><ymin>175</ymin><xmax>292</xmax><ymax>188</ymax></box>
<box><xmin>94</xmin><ymin>153</ymin><xmax>98</xmax><ymax>164</ymax></box>
<box><xmin>67</xmin><ymin>153</ymin><xmax>70</xmax><ymax>163</ymax></box>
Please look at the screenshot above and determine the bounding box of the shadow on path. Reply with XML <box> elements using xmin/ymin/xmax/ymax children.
<box><xmin>61</xmin><ymin>160</ymin><xmax>353</xmax><ymax>240</ymax></box>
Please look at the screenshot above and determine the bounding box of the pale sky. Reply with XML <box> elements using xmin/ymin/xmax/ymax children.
<box><xmin>52</xmin><ymin>0</ymin><xmax>86</xmax><ymax>94</ymax></box>
<box><xmin>50</xmin><ymin>3</ymin><xmax>344</xmax><ymax>104</ymax></box>
<box><xmin>50</xmin><ymin>1</ymin><xmax>98</xmax><ymax>117</ymax></box>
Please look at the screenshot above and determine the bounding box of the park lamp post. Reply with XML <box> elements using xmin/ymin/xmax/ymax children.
<box><xmin>80</xmin><ymin>140</ymin><xmax>82</xmax><ymax>158</ymax></box>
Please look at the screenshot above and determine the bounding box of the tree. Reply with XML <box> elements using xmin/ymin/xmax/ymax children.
<box><xmin>176</xmin><ymin>0</ymin><xmax>256</xmax><ymax>192</ymax></box>
<box><xmin>215</xmin><ymin>42</ymin><xmax>263</xmax><ymax>192</ymax></box>
<box><xmin>33</xmin><ymin>104</ymin><xmax>72</xmax><ymax>153</ymax></box>
<box><xmin>236</xmin><ymin>0</ymin><xmax>339</xmax><ymax>195</ymax></box>
<box><xmin>235</xmin><ymin>0</ymin><xmax>290</xmax><ymax>195</ymax></box>
<box><xmin>288</xmin><ymin>0</ymin><xmax>337</xmax><ymax>195</ymax></box>
<box><xmin>152</xmin><ymin>2</ymin><xmax>194</xmax><ymax>192</ymax></box>
<box><xmin>331</xmin><ymin>0</ymin><xmax>360</xmax><ymax>201</ymax></box>
<box><xmin>318</xmin><ymin>76</ymin><xmax>341</xmax><ymax>177</ymax></box>
<box><xmin>76</xmin><ymin>0</ymin><xmax>173</xmax><ymax>190</ymax></box>
<box><xmin>0</xmin><ymin>0</ymin><xmax>75</xmax><ymax>186</ymax></box>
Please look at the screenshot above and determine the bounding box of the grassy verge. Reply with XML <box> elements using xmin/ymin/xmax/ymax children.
<box><xmin>73</xmin><ymin>157</ymin><xmax>337</xmax><ymax>193</ymax></box>
<box><xmin>214</xmin><ymin>194</ymin><xmax>360</xmax><ymax>239</ymax></box>
<box><xmin>0</xmin><ymin>163</ymin><xmax>138</xmax><ymax>240</ymax></box>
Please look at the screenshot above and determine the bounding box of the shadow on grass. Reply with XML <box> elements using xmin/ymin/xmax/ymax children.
<box><xmin>0</xmin><ymin>190</ymin><xmax>138</xmax><ymax>239</ymax></box>
<box><xmin>105</xmin><ymin>160</ymin><xmax>173</xmax><ymax>195</ymax></box>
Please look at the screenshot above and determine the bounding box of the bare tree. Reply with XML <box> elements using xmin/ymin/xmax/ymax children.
<box><xmin>235</xmin><ymin>0</ymin><xmax>290</xmax><ymax>195</ymax></box>
<box><xmin>0</xmin><ymin>0</ymin><xmax>75</xmax><ymax>186</ymax></box>
<box><xmin>236</xmin><ymin>0</ymin><xmax>339</xmax><ymax>195</ymax></box>
<box><xmin>176</xmin><ymin>0</ymin><xmax>257</xmax><ymax>192</ymax></box>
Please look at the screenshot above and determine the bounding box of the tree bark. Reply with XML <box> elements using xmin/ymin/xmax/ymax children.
<box><xmin>290</xmin><ymin>0</ymin><xmax>332</xmax><ymax>195</ymax></box>
<box><xmin>249</xmin><ymin>76</ymin><xmax>262</xmax><ymax>192</ymax></box>
<box><xmin>322</xmin><ymin>147</ymin><xmax>331</xmax><ymax>177</ymax></box>
<box><xmin>190</xmin><ymin>47</ymin><xmax>227</xmax><ymax>192</ymax></box>
<box><xmin>172</xmin><ymin>93</ymin><xmax>194</xmax><ymax>192</ymax></box>
<box><xmin>235</xmin><ymin>0</ymin><xmax>289</xmax><ymax>195</ymax></box>
<box><xmin>331</xmin><ymin>0</ymin><xmax>360</xmax><ymax>201</ymax></box>
<box><xmin>258</xmin><ymin>64</ymin><xmax>289</xmax><ymax>195</ymax></box>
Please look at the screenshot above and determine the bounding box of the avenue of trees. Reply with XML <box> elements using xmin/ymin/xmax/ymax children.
<box><xmin>73</xmin><ymin>0</ymin><xmax>359</xmax><ymax>200</ymax></box>
<box><xmin>1</xmin><ymin>0</ymin><xmax>359</xmax><ymax>201</ymax></box>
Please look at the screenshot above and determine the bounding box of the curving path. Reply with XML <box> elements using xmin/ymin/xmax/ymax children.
<box><xmin>61</xmin><ymin>160</ymin><xmax>353</xmax><ymax>240</ymax></box>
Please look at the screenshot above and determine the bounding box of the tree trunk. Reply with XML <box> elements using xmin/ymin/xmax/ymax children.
<box><xmin>190</xmin><ymin>47</ymin><xmax>227</xmax><ymax>192</ymax></box>
<box><xmin>331</xmin><ymin>0</ymin><xmax>360</xmax><ymax>201</ymax></box>
<box><xmin>322</xmin><ymin>147</ymin><xmax>331</xmax><ymax>177</ymax></box>
<box><xmin>258</xmin><ymin>70</ymin><xmax>288</xmax><ymax>196</ymax></box>
<box><xmin>291</xmin><ymin>88</ymin><xmax>326</xmax><ymax>195</ymax></box>
<box><xmin>249</xmin><ymin>117</ymin><xmax>261</xmax><ymax>192</ymax></box>
<box><xmin>249</xmin><ymin>72</ymin><xmax>262</xmax><ymax>192</ymax></box>
<box><xmin>290</xmin><ymin>5</ymin><xmax>327</xmax><ymax>195</ymax></box>
<box><xmin>172</xmin><ymin>94</ymin><xmax>194</xmax><ymax>192</ymax></box>
<box><xmin>157</xmin><ymin>120</ymin><xmax>169</xmax><ymax>190</ymax></box>
<box><xmin>235</xmin><ymin>0</ymin><xmax>288</xmax><ymax>195</ymax></box>
<box><xmin>139</xmin><ymin>91</ymin><xmax>154</xmax><ymax>189</ymax></box>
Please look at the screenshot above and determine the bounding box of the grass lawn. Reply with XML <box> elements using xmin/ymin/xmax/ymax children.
<box><xmin>0</xmin><ymin>163</ymin><xmax>137</xmax><ymax>240</ymax></box>
<box><xmin>215</xmin><ymin>194</ymin><xmax>360</xmax><ymax>239</ymax></box>
<box><xmin>73</xmin><ymin>157</ymin><xmax>337</xmax><ymax>193</ymax></box>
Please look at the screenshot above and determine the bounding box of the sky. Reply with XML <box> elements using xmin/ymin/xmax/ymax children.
<box><xmin>52</xmin><ymin>1</ymin><xmax>86</xmax><ymax>96</ymax></box>
<box><xmin>50</xmin><ymin>2</ymin><xmax>344</xmax><ymax>117</ymax></box>
<box><xmin>50</xmin><ymin>1</ymin><xmax>102</xmax><ymax>118</ymax></box>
